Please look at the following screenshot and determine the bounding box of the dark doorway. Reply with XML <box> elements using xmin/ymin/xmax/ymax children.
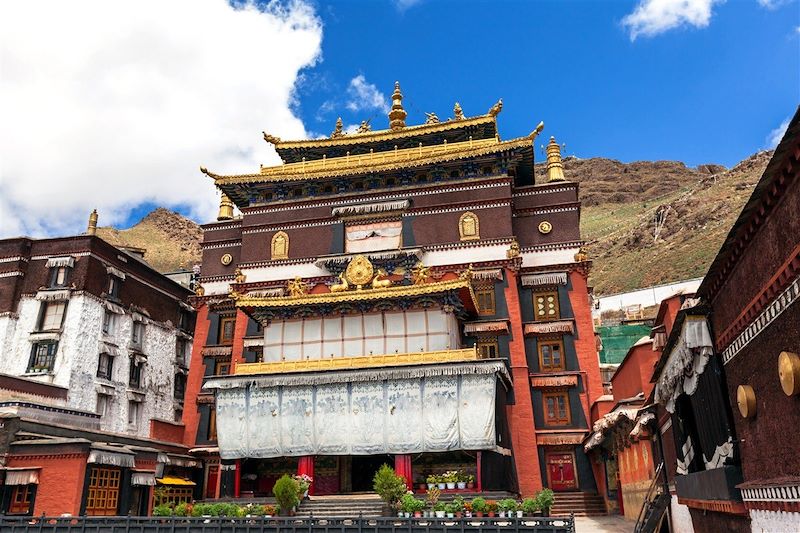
<box><xmin>351</xmin><ymin>455</ymin><xmax>392</xmax><ymax>492</ymax></box>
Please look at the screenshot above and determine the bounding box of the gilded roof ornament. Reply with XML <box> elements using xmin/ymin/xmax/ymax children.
<box><xmin>217</xmin><ymin>193</ymin><xmax>234</xmax><ymax>221</ymax></box>
<box><xmin>411</xmin><ymin>262</ymin><xmax>431</xmax><ymax>285</ymax></box>
<box><xmin>356</xmin><ymin>119</ymin><xmax>372</xmax><ymax>134</ymax></box>
<box><xmin>425</xmin><ymin>112</ymin><xmax>440</xmax><ymax>125</ymax></box>
<box><xmin>263</xmin><ymin>132</ymin><xmax>282</xmax><ymax>144</ymax></box>
<box><xmin>330</xmin><ymin>117</ymin><xmax>345</xmax><ymax>138</ymax></box>
<box><xmin>546</xmin><ymin>136</ymin><xmax>566</xmax><ymax>182</ymax></box>
<box><xmin>488</xmin><ymin>99</ymin><xmax>503</xmax><ymax>117</ymax></box>
<box><xmin>453</xmin><ymin>103</ymin><xmax>465</xmax><ymax>121</ymax></box>
<box><xmin>388</xmin><ymin>81</ymin><xmax>407</xmax><ymax>131</ymax></box>
<box><xmin>345</xmin><ymin>255</ymin><xmax>375</xmax><ymax>287</ymax></box>
<box><xmin>287</xmin><ymin>277</ymin><xmax>309</xmax><ymax>298</ymax></box>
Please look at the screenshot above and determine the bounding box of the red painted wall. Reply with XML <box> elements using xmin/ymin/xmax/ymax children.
<box><xmin>183</xmin><ymin>303</ymin><xmax>210</xmax><ymax>446</ymax></box>
<box><xmin>150</xmin><ymin>419</ymin><xmax>185</xmax><ymax>444</ymax></box>
<box><xmin>8</xmin><ymin>454</ymin><xmax>87</xmax><ymax>516</ymax></box>
<box><xmin>568</xmin><ymin>270</ymin><xmax>604</xmax><ymax>406</ymax></box>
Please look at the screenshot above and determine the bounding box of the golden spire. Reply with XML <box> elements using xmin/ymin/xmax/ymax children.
<box><xmin>87</xmin><ymin>209</ymin><xmax>98</xmax><ymax>236</ymax></box>
<box><xmin>217</xmin><ymin>193</ymin><xmax>234</xmax><ymax>221</ymax></box>
<box><xmin>546</xmin><ymin>136</ymin><xmax>566</xmax><ymax>182</ymax></box>
<box><xmin>331</xmin><ymin>117</ymin><xmax>344</xmax><ymax>138</ymax></box>
<box><xmin>388</xmin><ymin>81</ymin><xmax>407</xmax><ymax>131</ymax></box>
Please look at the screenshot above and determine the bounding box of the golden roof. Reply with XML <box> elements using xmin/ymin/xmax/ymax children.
<box><xmin>203</xmin><ymin>126</ymin><xmax>544</xmax><ymax>185</ymax></box>
<box><xmin>233</xmin><ymin>275</ymin><xmax>476</xmax><ymax>309</ymax></box>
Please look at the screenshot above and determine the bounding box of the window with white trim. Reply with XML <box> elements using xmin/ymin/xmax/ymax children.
<box><xmin>38</xmin><ymin>301</ymin><xmax>66</xmax><ymax>331</ymax></box>
<box><xmin>128</xmin><ymin>400</ymin><xmax>140</xmax><ymax>427</ymax></box>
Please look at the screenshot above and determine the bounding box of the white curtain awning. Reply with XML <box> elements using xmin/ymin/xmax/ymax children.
<box><xmin>46</xmin><ymin>256</ymin><xmax>74</xmax><ymax>268</ymax></box>
<box><xmin>202</xmin><ymin>346</ymin><xmax>232</xmax><ymax>357</ymax></box>
<box><xmin>655</xmin><ymin>316</ymin><xmax>714</xmax><ymax>413</ymax></box>
<box><xmin>100</xmin><ymin>343</ymin><xmax>119</xmax><ymax>356</ymax></box>
<box><xmin>243</xmin><ymin>338</ymin><xmax>264</xmax><ymax>348</ymax></box>
<box><xmin>521</xmin><ymin>272</ymin><xmax>568</xmax><ymax>287</ymax></box>
<box><xmin>88</xmin><ymin>449</ymin><xmax>135</xmax><ymax>468</ymax></box>
<box><xmin>464</xmin><ymin>321</ymin><xmax>509</xmax><ymax>335</ymax></box>
<box><xmin>105</xmin><ymin>301</ymin><xmax>126</xmax><ymax>315</ymax></box>
<box><xmin>524</xmin><ymin>320</ymin><xmax>575</xmax><ymax>336</ymax></box>
<box><xmin>35</xmin><ymin>289</ymin><xmax>71</xmax><ymax>301</ymax></box>
<box><xmin>472</xmin><ymin>269</ymin><xmax>503</xmax><ymax>281</ymax></box>
<box><xmin>131</xmin><ymin>472</ymin><xmax>156</xmax><ymax>486</ymax></box>
<box><xmin>5</xmin><ymin>468</ymin><xmax>40</xmax><ymax>485</ymax></box>
<box><xmin>106</xmin><ymin>266</ymin><xmax>126</xmax><ymax>280</ymax></box>
<box><xmin>332</xmin><ymin>200</ymin><xmax>410</xmax><ymax>217</ymax></box>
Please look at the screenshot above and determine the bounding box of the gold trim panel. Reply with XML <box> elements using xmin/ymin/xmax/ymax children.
<box><xmin>271</xmin><ymin>115</ymin><xmax>496</xmax><ymax>149</ymax></box>
<box><xmin>204</xmin><ymin>134</ymin><xmax>539</xmax><ymax>185</ymax></box>
<box><xmin>235</xmin><ymin>347</ymin><xmax>479</xmax><ymax>375</ymax></box>
<box><xmin>234</xmin><ymin>276</ymin><xmax>476</xmax><ymax>308</ymax></box>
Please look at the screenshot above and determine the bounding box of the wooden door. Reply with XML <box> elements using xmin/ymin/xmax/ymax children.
<box><xmin>546</xmin><ymin>453</ymin><xmax>577</xmax><ymax>491</ymax></box>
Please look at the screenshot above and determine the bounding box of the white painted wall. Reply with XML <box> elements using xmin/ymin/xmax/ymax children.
<box><xmin>595</xmin><ymin>278</ymin><xmax>703</xmax><ymax>314</ymax></box>
<box><xmin>0</xmin><ymin>293</ymin><xmax>192</xmax><ymax>438</ymax></box>
<box><xmin>669</xmin><ymin>494</ymin><xmax>694</xmax><ymax>533</ymax></box>
<box><xmin>749</xmin><ymin>509</ymin><xmax>800</xmax><ymax>532</ymax></box>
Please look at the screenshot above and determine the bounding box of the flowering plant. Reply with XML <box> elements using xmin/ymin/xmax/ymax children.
<box><xmin>292</xmin><ymin>474</ymin><xmax>313</xmax><ymax>496</ymax></box>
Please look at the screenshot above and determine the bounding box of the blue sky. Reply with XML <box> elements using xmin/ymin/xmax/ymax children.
<box><xmin>2</xmin><ymin>0</ymin><xmax>798</xmax><ymax>235</ymax></box>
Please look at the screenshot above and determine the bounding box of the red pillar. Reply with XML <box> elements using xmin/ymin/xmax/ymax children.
<box><xmin>182</xmin><ymin>303</ymin><xmax>209</xmax><ymax>446</ymax></box>
<box><xmin>230</xmin><ymin>308</ymin><xmax>249</xmax><ymax>373</ymax></box>
<box><xmin>298</xmin><ymin>456</ymin><xmax>315</xmax><ymax>495</ymax></box>
<box><xmin>476</xmin><ymin>452</ymin><xmax>483</xmax><ymax>492</ymax></box>
<box><xmin>234</xmin><ymin>459</ymin><xmax>241</xmax><ymax>498</ymax></box>
<box><xmin>567</xmin><ymin>269</ymin><xmax>604</xmax><ymax>407</ymax></box>
<box><xmin>394</xmin><ymin>454</ymin><xmax>412</xmax><ymax>490</ymax></box>
<box><xmin>503</xmin><ymin>268</ymin><xmax>544</xmax><ymax>496</ymax></box>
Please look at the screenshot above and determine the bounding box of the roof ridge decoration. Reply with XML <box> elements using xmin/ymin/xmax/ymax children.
<box><xmin>202</xmin><ymin>126</ymin><xmax>545</xmax><ymax>185</ymax></box>
<box><xmin>388</xmin><ymin>81</ymin><xmax>407</xmax><ymax>131</ymax></box>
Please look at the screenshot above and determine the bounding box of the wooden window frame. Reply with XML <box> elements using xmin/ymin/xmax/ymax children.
<box><xmin>533</xmin><ymin>290</ymin><xmax>561</xmax><ymax>321</ymax></box>
<box><xmin>85</xmin><ymin>467</ymin><xmax>120</xmax><ymax>516</ymax></box>
<box><xmin>219</xmin><ymin>316</ymin><xmax>236</xmax><ymax>345</ymax></box>
<box><xmin>538</xmin><ymin>339</ymin><xmax>565</xmax><ymax>372</ymax></box>
<box><xmin>49</xmin><ymin>265</ymin><xmax>70</xmax><ymax>288</ymax></box>
<box><xmin>475</xmin><ymin>287</ymin><xmax>496</xmax><ymax>316</ymax></box>
<box><xmin>476</xmin><ymin>338</ymin><xmax>499</xmax><ymax>359</ymax></box>
<box><xmin>97</xmin><ymin>352</ymin><xmax>113</xmax><ymax>380</ymax></box>
<box><xmin>27</xmin><ymin>342</ymin><xmax>58</xmax><ymax>373</ymax></box>
<box><xmin>8</xmin><ymin>484</ymin><xmax>34</xmax><ymax>514</ymax></box>
<box><xmin>214</xmin><ymin>360</ymin><xmax>230</xmax><ymax>376</ymax></box>
<box><xmin>543</xmin><ymin>391</ymin><xmax>571</xmax><ymax>426</ymax></box>
<box><xmin>155</xmin><ymin>486</ymin><xmax>193</xmax><ymax>506</ymax></box>
<box><xmin>38</xmin><ymin>301</ymin><xmax>67</xmax><ymax>332</ymax></box>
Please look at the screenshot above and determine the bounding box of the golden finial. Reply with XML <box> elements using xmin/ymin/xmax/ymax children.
<box><xmin>546</xmin><ymin>136</ymin><xmax>566</xmax><ymax>182</ymax></box>
<box><xmin>453</xmin><ymin>103</ymin><xmax>465</xmax><ymax>120</ymax></box>
<box><xmin>388</xmin><ymin>81</ymin><xmax>407</xmax><ymax>131</ymax></box>
<box><xmin>424</xmin><ymin>112</ymin><xmax>440</xmax><ymax>125</ymax></box>
<box><xmin>488</xmin><ymin>99</ymin><xmax>503</xmax><ymax>117</ymax></box>
<box><xmin>87</xmin><ymin>209</ymin><xmax>98</xmax><ymax>236</ymax></box>
<box><xmin>331</xmin><ymin>117</ymin><xmax>344</xmax><ymax>138</ymax></box>
<box><xmin>356</xmin><ymin>119</ymin><xmax>371</xmax><ymax>134</ymax></box>
<box><xmin>217</xmin><ymin>193</ymin><xmax>234</xmax><ymax>221</ymax></box>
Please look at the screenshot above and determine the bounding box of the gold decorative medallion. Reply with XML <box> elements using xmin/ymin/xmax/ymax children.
<box><xmin>736</xmin><ymin>384</ymin><xmax>756</xmax><ymax>418</ymax></box>
<box><xmin>345</xmin><ymin>255</ymin><xmax>374</xmax><ymax>287</ymax></box>
<box><xmin>538</xmin><ymin>221</ymin><xmax>553</xmax><ymax>234</ymax></box>
<box><xmin>220</xmin><ymin>253</ymin><xmax>232</xmax><ymax>266</ymax></box>
<box><xmin>778</xmin><ymin>351</ymin><xmax>800</xmax><ymax>396</ymax></box>
<box><xmin>459</xmin><ymin>212</ymin><xmax>480</xmax><ymax>241</ymax></box>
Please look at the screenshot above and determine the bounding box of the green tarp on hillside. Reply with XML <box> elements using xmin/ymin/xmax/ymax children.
<box><xmin>598</xmin><ymin>324</ymin><xmax>652</xmax><ymax>364</ymax></box>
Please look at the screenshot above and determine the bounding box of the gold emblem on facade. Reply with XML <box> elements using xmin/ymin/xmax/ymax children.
<box><xmin>538</xmin><ymin>221</ymin><xmax>553</xmax><ymax>234</ymax></box>
<box><xmin>345</xmin><ymin>255</ymin><xmax>375</xmax><ymax>287</ymax></box>
<box><xmin>736</xmin><ymin>384</ymin><xmax>756</xmax><ymax>418</ymax></box>
<box><xmin>778</xmin><ymin>351</ymin><xmax>800</xmax><ymax>396</ymax></box>
<box><xmin>287</xmin><ymin>277</ymin><xmax>308</xmax><ymax>298</ymax></box>
<box><xmin>220</xmin><ymin>253</ymin><xmax>233</xmax><ymax>265</ymax></box>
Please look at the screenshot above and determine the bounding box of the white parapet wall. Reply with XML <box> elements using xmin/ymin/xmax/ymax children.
<box><xmin>595</xmin><ymin>278</ymin><xmax>703</xmax><ymax>315</ymax></box>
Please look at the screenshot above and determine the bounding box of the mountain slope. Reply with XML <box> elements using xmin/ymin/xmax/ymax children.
<box><xmin>96</xmin><ymin>208</ymin><xmax>202</xmax><ymax>273</ymax></box>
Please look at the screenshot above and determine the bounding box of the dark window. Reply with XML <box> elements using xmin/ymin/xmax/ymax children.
<box><xmin>539</xmin><ymin>340</ymin><xmax>565</xmax><ymax>371</ymax></box>
<box><xmin>174</xmin><ymin>373</ymin><xmax>186</xmax><ymax>400</ymax></box>
<box><xmin>129</xmin><ymin>358</ymin><xmax>142</xmax><ymax>388</ymax></box>
<box><xmin>96</xmin><ymin>394</ymin><xmax>109</xmax><ymax>417</ymax></box>
<box><xmin>27</xmin><ymin>342</ymin><xmax>57</xmax><ymax>373</ymax></box>
<box><xmin>215</xmin><ymin>360</ymin><xmax>231</xmax><ymax>376</ymax></box>
<box><xmin>218</xmin><ymin>317</ymin><xmax>235</xmax><ymax>345</ymax></box>
<box><xmin>178</xmin><ymin>310</ymin><xmax>194</xmax><ymax>334</ymax></box>
<box><xmin>49</xmin><ymin>266</ymin><xmax>70</xmax><ymax>288</ymax></box>
<box><xmin>107</xmin><ymin>276</ymin><xmax>121</xmax><ymax>300</ymax></box>
<box><xmin>475</xmin><ymin>288</ymin><xmax>496</xmax><ymax>315</ymax></box>
<box><xmin>131</xmin><ymin>321</ymin><xmax>144</xmax><ymax>347</ymax></box>
<box><xmin>543</xmin><ymin>392</ymin><xmax>571</xmax><ymax>425</ymax></box>
<box><xmin>102</xmin><ymin>311</ymin><xmax>116</xmax><ymax>335</ymax></box>
<box><xmin>174</xmin><ymin>408</ymin><xmax>183</xmax><ymax>423</ymax></box>
<box><xmin>477</xmin><ymin>339</ymin><xmax>499</xmax><ymax>359</ymax></box>
<box><xmin>97</xmin><ymin>352</ymin><xmax>113</xmax><ymax>379</ymax></box>
<box><xmin>38</xmin><ymin>301</ymin><xmax>66</xmax><ymax>331</ymax></box>
<box><xmin>176</xmin><ymin>339</ymin><xmax>188</xmax><ymax>366</ymax></box>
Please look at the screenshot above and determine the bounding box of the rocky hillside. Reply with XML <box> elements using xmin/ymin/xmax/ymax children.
<box><xmin>96</xmin><ymin>208</ymin><xmax>202</xmax><ymax>273</ymax></box>
<box><xmin>103</xmin><ymin>153</ymin><xmax>770</xmax><ymax>295</ymax></box>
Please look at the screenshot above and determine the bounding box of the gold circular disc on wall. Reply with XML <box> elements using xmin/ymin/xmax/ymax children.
<box><xmin>538</xmin><ymin>221</ymin><xmax>553</xmax><ymax>234</ymax></box>
<box><xmin>736</xmin><ymin>384</ymin><xmax>756</xmax><ymax>418</ymax></box>
<box><xmin>778</xmin><ymin>351</ymin><xmax>800</xmax><ymax>396</ymax></box>
<box><xmin>220</xmin><ymin>253</ymin><xmax>233</xmax><ymax>266</ymax></box>
<box><xmin>345</xmin><ymin>255</ymin><xmax>374</xmax><ymax>286</ymax></box>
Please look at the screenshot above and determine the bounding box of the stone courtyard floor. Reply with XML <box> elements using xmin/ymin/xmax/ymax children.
<box><xmin>574</xmin><ymin>515</ymin><xmax>633</xmax><ymax>533</ymax></box>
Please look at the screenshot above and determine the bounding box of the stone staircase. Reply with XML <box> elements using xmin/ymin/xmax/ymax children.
<box><xmin>550</xmin><ymin>491</ymin><xmax>606</xmax><ymax>517</ymax></box>
<box><xmin>296</xmin><ymin>494</ymin><xmax>388</xmax><ymax>517</ymax></box>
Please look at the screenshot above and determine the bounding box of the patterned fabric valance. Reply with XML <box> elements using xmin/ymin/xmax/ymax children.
<box><xmin>472</xmin><ymin>269</ymin><xmax>503</xmax><ymax>281</ymax></box>
<box><xmin>4</xmin><ymin>468</ymin><xmax>40</xmax><ymax>485</ymax></box>
<box><xmin>332</xmin><ymin>200</ymin><xmax>410</xmax><ymax>217</ymax></box>
<box><xmin>45</xmin><ymin>256</ymin><xmax>74</xmax><ymax>268</ymax></box>
<box><xmin>243</xmin><ymin>338</ymin><xmax>264</xmax><ymax>348</ymax></box>
<box><xmin>464</xmin><ymin>321</ymin><xmax>509</xmax><ymax>334</ymax></box>
<box><xmin>202</xmin><ymin>346</ymin><xmax>233</xmax><ymax>357</ymax></box>
<box><xmin>521</xmin><ymin>272</ymin><xmax>568</xmax><ymax>287</ymax></box>
<box><xmin>88</xmin><ymin>449</ymin><xmax>135</xmax><ymax>468</ymax></box>
<box><xmin>655</xmin><ymin>316</ymin><xmax>713</xmax><ymax>413</ymax></box>
<box><xmin>212</xmin><ymin>368</ymin><xmax>501</xmax><ymax>459</ymax></box>
<box><xmin>35</xmin><ymin>289</ymin><xmax>71</xmax><ymax>301</ymax></box>
<box><xmin>524</xmin><ymin>320</ymin><xmax>574</xmax><ymax>336</ymax></box>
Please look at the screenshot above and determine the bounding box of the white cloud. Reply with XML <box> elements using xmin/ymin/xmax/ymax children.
<box><xmin>766</xmin><ymin>116</ymin><xmax>791</xmax><ymax>148</ymax></box>
<box><xmin>0</xmin><ymin>0</ymin><xmax>322</xmax><ymax>238</ymax></box>
<box><xmin>756</xmin><ymin>0</ymin><xmax>790</xmax><ymax>9</ymax></box>
<box><xmin>345</xmin><ymin>75</ymin><xmax>389</xmax><ymax>114</ymax></box>
<box><xmin>393</xmin><ymin>0</ymin><xmax>424</xmax><ymax>11</ymax></box>
<box><xmin>622</xmin><ymin>0</ymin><xmax>724</xmax><ymax>40</ymax></box>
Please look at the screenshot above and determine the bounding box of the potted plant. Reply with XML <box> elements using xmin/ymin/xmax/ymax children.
<box><xmin>426</xmin><ymin>486</ymin><xmax>441</xmax><ymax>517</ymax></box>
<box><xmin>401</xmin><ymin>493</ymin><xmax>417</xmax><ymax>518</ymax></box>
<box><xmin>463</xmin><ymin>501</ymin><xmax>473</xmax><ymax>517</ymax></box>
<box><xmin>498</xmin><ymin>498</ymin><xmax>517</xmax><ymax>518</ymax></box>
<box><xmin>486</xmin><ymin>500</ymin><xmax>497</xmax><ymax>517</ymax></box>
<box><xmin>436</xmin><ymin>474</ymin><xmax>446</xmax><ymax>490</ymax></box>
<box><xmin>433</xmin><ymin>501</ymin><xmax>446</xmax><ymax>518</ymax></box>
<box><xmin>471</xmin><ymin>497</ymin><xmax>487</xmax><ymax>517</ymax></box>
<box><xmin>373</xmin><ymin>464</ymin><xmax>409</xmax><ymax>516</ymax></box>
<box><xmin>426</xmin><ymin>474</ymin><xmax>437</xmax><ymax>490</ymax></box>
<box><xmin>466</xmin><ymin>474</ymin><xmax>475</xmax><ymax>490</ymax></box>
<box><xmin>445</xmin><ymin>502</ymin><xmax>459</xmax><ymax>518</ymax></box>
<box><xmin>456</xmin><ymin>472</ymin><xmax>467</xmax><ymax>490</ymax></box>
<box><xmin>293</xmin><ymin>474</ymin><xmax>313</xmax><ymax>500</ymax></box>
<box><xmin>521</xmin><ymin>498</ymin><xmax>538</xmax><ymax>517</ymax></box>
<box><xmin>452</xmin><ymin>495</ymin><xmax>465</xmax><ymax>517</ymax></box>
<box><xmin>444</xmin><ymin>470</ymin><xmax>458</xmax><ymax>490</ymax></box>
<box><xmin>273</xmin><ymin>474</ymin><xmax>300</xmax><ymax>516</ymax></box>
<box><xmin>536</xmin><ymin>489</ymin><xmax>555</xmax><ymax>517</ymax></box>
<box><xmin>414</xmin><ymin>498</ymin><xmax>426</xmax><ymax>517</ymax></box>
